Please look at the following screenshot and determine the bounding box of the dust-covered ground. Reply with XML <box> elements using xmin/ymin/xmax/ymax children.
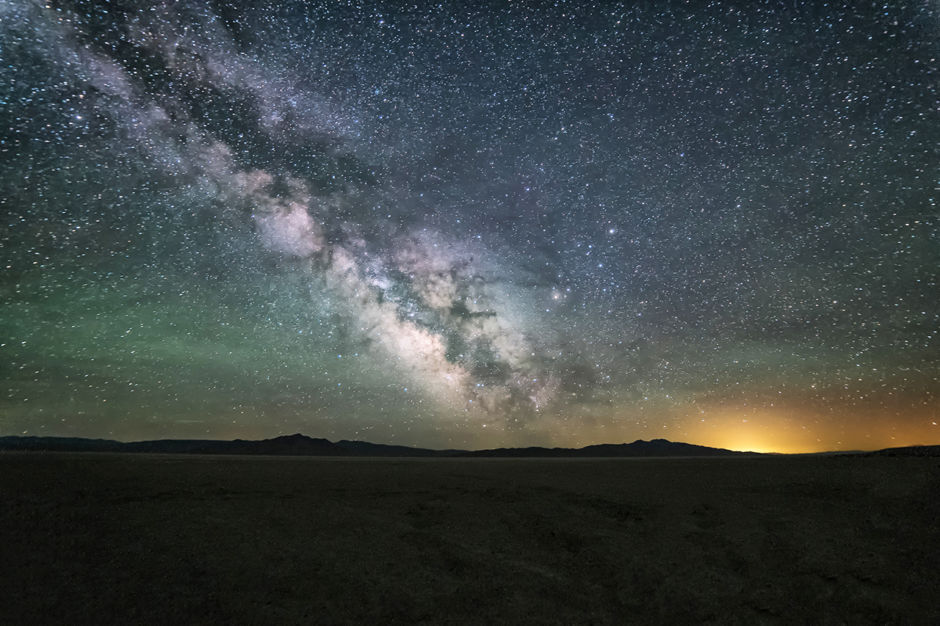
<box><xmin>1</xmin><ymin>453</ymin><xmax>937</xmax><ymax>624</ymax></box>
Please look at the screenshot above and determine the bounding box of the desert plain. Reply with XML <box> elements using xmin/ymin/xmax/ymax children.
<box><xmin>1</xmin><ymin>452</ymin><xmax>937</xmax><ymax>624</ymax></box>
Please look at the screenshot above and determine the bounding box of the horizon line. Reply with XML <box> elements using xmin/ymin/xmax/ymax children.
<box><xmin>3</xmin><ymin>431</ymin><xmax>938</xmax><ymax>456</ymax></box>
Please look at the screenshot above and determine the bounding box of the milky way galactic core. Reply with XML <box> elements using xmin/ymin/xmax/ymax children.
<box><xmin>1</xmin><ymin>1</ymin><xmax>937</xmax><ymax>452</ymax></box>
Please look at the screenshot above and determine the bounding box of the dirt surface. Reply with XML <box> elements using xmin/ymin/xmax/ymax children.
<box><xmin>1</xmin><ymin>453</ymin><xmax>937</xmax><ymax>624</ymax></box>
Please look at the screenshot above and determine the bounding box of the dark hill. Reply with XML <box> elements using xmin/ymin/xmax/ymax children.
<box><xmin>126</xmin><ymin>434</ymin><xmax>346</xmax><ymax>456</ymax></box>
<box><xmin>457</xmin><ymin>438</ymin><xmax>751</xmax><ymax>457</ymax></box>
<box><xmin>335</xmin><ymin>440</ymin><xmax>441</xmax><ymax>457</ymax></box>
<box><xmin>580</xmin><ymin>438</ymin><xmax>748</xmax><ymax>457</ymax></box>
<box><xmin>865</xmin><ymin>444</ymin><xmax>940</xmax><ymax>457</ymax></box>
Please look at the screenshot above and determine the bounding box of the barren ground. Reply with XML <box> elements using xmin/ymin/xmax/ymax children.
<box><xmin>1</xmin><ymin>453</ymin><xmax>937</xmax><ymax>624</ymax></box>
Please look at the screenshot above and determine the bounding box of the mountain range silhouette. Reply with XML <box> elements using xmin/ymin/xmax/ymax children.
<box><xmin>1</xmin><ymin>433</ymin><xmax>934</xmax><ymax>457</ymax></box>
<box><xmin>0</xmin><ymin>434</ymin><xmax>755</xmax><ymax>457</ymax></box>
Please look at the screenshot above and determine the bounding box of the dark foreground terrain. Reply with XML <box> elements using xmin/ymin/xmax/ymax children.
<box><xmin>1</xmin><ymin>454</ymin><xmax>937</xmax><ymax>624</ymax></box>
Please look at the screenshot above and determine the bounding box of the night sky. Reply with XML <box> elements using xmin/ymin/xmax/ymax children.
<box><xmin>2</xmin><ymin>1</ymin><xmax>937</xmax><ymax>452</ymax></box>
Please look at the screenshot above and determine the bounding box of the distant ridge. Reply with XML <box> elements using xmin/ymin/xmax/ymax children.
<box><xmin>457</xmin><ymin>439</ymin><xmax>751</xmax><ymax>457</ymax></box>
<box><xmin>0</xmin><ymin>434</ymin><xmax>766</xmax><ymax>457</ymax></box>
<box><xmin>863</xmin><ymin>444</ymin><xmax>940</xmax><ymax>457</ymax></box>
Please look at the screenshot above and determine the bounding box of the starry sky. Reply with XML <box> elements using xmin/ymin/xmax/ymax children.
<box><xmin>2</xmin><ymin>1</ymin><xmax>937</xmax><ymax>452</ymax></box>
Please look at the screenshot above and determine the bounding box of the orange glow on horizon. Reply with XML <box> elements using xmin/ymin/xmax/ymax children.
<box><xmin>553</xmin><ymin>403</ymin><xmax>940</xmax><ymax>455</ymax></box>
<box><xmin>680</xmin><ymin>407</ymin><xmax>940</xmax><ymax>454</ymax></box>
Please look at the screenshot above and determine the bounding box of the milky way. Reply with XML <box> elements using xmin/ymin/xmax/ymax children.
<box><xmin>1</xmin><ymin>1</ymin><xmax>937</xmax><ymax>451</ymax></box>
